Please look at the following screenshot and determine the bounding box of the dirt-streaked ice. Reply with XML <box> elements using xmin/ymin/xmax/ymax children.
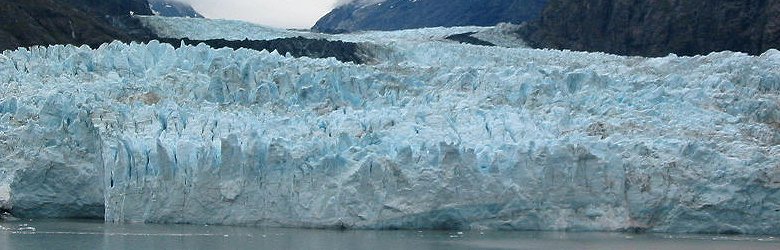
<box><xmin>0</xmin><ymin>19</ymin><xmax>779</xmax><ymax>234</ymax></box>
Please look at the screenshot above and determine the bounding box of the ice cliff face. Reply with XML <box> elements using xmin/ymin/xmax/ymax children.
<box><xmin>1</xmin><ymin>19</ymin><xmax>779</xmax><ymax>234</ymax></box>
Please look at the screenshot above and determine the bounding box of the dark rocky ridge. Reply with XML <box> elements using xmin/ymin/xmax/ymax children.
<box><xmin>522</xmin><ymin>0</ymin><xmax>780</xmax><ymax>56</ymax></box>
<box><xmin>158</xmin><ymin>37</ymin><xmax>369</xmax><ymax>64</ymax></box>
<box><xmin>445</xmin><ymin>32</ymin><xmax>496</xmax><ymax>46</ymax></box>
<box><xmin>149</xmin><ymin>0</ymin><xmax>204</xmax><ymax>18</ymax></box>
<box><xmin>313</xmin><ymin>0</ymin><xmax>548</xmax><ymax>33</ymax></box>
<box><xmin>0</xmin><ymin>0</ymin><xmax>156</xmax><ymax>51</ymax></box>
<box><xmin>60</xmin><ymin>0</ymin><xmax>152</xmax><ymax>16</ymax></box>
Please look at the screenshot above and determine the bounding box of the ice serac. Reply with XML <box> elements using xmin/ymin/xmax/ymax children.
<box><xmin>0</xmin><ymin>31</ymin><xmax>779</xmax><ymax>233</ymax></box>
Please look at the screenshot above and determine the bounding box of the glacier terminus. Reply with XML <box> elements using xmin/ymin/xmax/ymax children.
<box><xmin>0</xmin><ymin>17</ymin><xmax>779</xmax><ymax>235</ymax></box>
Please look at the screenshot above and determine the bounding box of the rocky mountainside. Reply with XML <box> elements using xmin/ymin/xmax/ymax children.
<box><xmin>0</xmin><ymin>0</ymin><xmax>155</xmax><ymax>51</ymax></box>
<box><xmin>60</xmin><ymin>0</ymin><xmax>152</xmax><ymax>16</ymax></box>
<box><xmin>149</xmin><ymin>0</ymin><xmax>203</xmax><ymax>18</ymax></box>
<box><xmin>313</xmin><ymin>0</ymin><xmax>547</xmax><ymax>33</ymax></box>
<box><xmin>523</xmin><ymin>0</ymin><xmax>780</xmax><ymax>56</ymax></box>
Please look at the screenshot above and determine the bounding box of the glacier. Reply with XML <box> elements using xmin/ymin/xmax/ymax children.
<box><xmin>137</xmin><ymin>15</ymin><xmax>527</xmax><ymax>48</ymax></box>
<box><xmin>0</xmin><ymin>17</ymin><xmax>779</xmax><ymax>234</ymax></box>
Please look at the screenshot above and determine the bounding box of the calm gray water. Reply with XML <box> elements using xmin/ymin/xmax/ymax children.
<box><xmin>1</xmin><ymin>220</ymin><xmax>779</xmax><ymax>250</ymax></box>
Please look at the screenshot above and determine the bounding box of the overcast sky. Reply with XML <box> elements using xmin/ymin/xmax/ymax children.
<box><xmin>178</xmin><ymin>0</ymin><xmax>345</xmax><ymax>29</ymax></box>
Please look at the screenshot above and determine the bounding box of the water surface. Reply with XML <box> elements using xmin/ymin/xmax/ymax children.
<box><xmin>1</xmin><ymin>220</ymin><xmax>778</xmax><ymax>250</ymax></box>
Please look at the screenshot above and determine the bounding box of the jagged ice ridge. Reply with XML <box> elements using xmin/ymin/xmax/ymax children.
<box><xmin>0</xmin><ymin>22</ymin><xmax>779</xmax><ymax>234</ymax></box>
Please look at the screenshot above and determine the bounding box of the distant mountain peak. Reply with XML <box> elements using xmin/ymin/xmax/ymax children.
<box><xmin>148</xmin><ymin>0</ymin><xmax>203</xmax><ymax>18</ymax></box>
<box><xmin>313</xmin><ymin>0</ymin><xmax>548</xmax><ymax>33</ymax></box>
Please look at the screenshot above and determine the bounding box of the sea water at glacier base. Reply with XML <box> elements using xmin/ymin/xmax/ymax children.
<box><xmin>1</xmin><ymin>219</ymin><xmax>779</xmax><ymax>250</ymax></box>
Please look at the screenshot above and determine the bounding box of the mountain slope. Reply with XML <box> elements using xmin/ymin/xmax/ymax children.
<box><xmin>149</xmin><ymin>0</ymin><xmax>203</xmax><ymax>18</ymax></box>
<box><xmin>313</xmin><ymin>0</ymin><xmax>547</xmax><ymax>33</ymax></box>
<box><xmin>60</xmin><ymin>0</ymin><xmax>152</xmax><ymax>16</ymax></box>
<box><xmin>0</xmin><ymin>0</ymin><xmax>155</xmax><ymax>51</ymax></box>
<box><xmin>523</xmin><ymin>0</ymin><xmax>780</xmax><ymax>56</ymax></box>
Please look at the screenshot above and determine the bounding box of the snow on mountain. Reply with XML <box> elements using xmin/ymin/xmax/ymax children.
<box><xmin>0</xmin><ymin>17</ymin><xmax>779</xmax><ymax>234</ymax></box>
<box><xmin>148</xmin><ymin>0</ymin><xmax>204</xmax><ymax>18</ymax></box>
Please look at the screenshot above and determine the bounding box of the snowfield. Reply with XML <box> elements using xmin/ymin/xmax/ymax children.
<box><xmin>0</xmin><ymin>16</ymin><xmax>779</xmax><ymax>234</ymax></box>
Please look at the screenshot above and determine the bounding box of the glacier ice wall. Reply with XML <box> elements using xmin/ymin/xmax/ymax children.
<box><xmin>0</xmin><ymin>38</ymin><xmax>779</xmax><ymax>234</ymax></box>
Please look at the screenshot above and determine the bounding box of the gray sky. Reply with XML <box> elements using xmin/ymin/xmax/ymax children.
<box><xmin>178</xmin><ymin>0</ymin><xmax>344</xmax><ymax>29</ymax></box>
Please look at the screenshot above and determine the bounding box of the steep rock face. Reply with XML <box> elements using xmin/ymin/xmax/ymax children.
<box><xmin>523</xmin><ymin>0</ymin><xmax>780</xmax><ymax>56</ymax></box>
<box><xmin>149</xmin><ymin>0</ymin><xmax>203</xmax><ymax>18</ymax></box>
<box><xmin>0</xmin><ymin>0</ymin><xmax>155</xmax><ymax>51</ymax></box>
<box><xmin>312</xmin><ymin>0</ymin><xmax>547</xmax><ymax>33</ymax></box>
